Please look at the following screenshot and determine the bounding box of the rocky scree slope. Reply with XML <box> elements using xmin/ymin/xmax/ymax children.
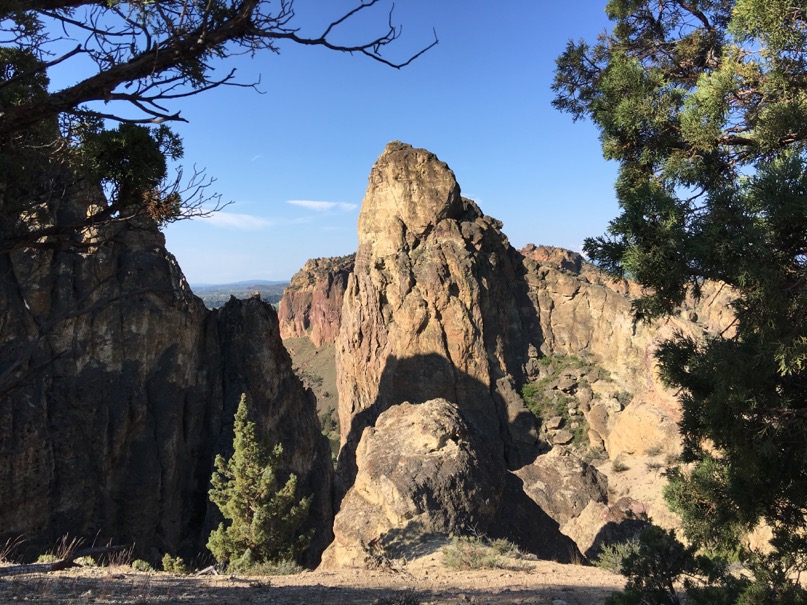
<box><xmin>0</xmin><ymin>183</ymin><xmax>333</xmax><ymax>564</ymax></box>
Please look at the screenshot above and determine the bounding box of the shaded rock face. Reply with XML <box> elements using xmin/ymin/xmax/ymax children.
<box><xmin>278</xmin><ymin>254</ymin><xmax>355</xmax><ymax>348</ymax></box>
<box><xmin>336</xmin><ymin>142</ymin><xmax>540</xmax><ymax>480</ymax></box>
<box><xmin>321</xmin><ymin>399</ymin><xmax>577</xmax><ymax>567</ymax></box>
<box><xmin>0</xmin><ymin>187</ymin><xmax>332</xmax><ymax>563</ymax></box>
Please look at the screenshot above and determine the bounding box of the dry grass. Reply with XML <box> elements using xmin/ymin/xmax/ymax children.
<box><xmin>0</xmin><ymin>557</ymin><xmax>626</xmax><ymax>605</ymax></box>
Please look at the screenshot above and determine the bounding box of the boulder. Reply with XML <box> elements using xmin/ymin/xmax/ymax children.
<box><xmin>516</xmin><ymin>448</ymin><xmax>608</xmax><ymax>529</ymax></box>
<box><xmin>321</xmin><ymin>399</ymin><xmax>578</xmax><ymax>567</ymax></box>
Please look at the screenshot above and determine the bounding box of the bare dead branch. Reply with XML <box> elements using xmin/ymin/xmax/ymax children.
<box><xmin>0</xmin><ymin>0</ymin><xmax>436</xmax><ymax>135</ymax></box>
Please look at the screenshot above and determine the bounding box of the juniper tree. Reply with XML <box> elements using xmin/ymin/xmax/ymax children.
<box><xmin>207</xmin><ymin>394</ymin><xmax>312</xmax><ymax>568</ymax></box>
<box><xmin>554</xmin><ymin>1</ymin><xmax>807</xmax><ymax>601</ymax></box>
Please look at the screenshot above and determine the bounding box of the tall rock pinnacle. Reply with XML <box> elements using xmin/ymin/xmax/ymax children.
<box><xmin>336</xmin><ymin>142</ymin><xmax>540</xmax><ymax>481</ymax></box>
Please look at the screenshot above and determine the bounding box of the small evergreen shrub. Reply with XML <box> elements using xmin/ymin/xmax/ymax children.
<box><xmin>161</xmin><ymin>553</ymin><xmax>190</xmax><ymax>574</ymax></box>
<box><xmin>207</xmin><ymin>393</ymin><xmax>313</xmax><ymax>570</ymax></box>
<box><xmin>595</xmin><ymin>538</ymin><xmax>640</xmax><ymax>574</ymax></box>
<box><xmin>131</xmin><ymin>559</ymin><xmax>154</xmax><ymax>572</ymax></box>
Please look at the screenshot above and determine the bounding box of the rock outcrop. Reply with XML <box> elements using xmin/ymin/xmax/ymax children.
<box><xmin>519</xmin><ymin>244</ymin><xmax>734</xmax><ymax>458</ymax></box>
<box><xmin>321</xmin><ymin>142</ymin><xmax>735</xmax><ymax>561</ymax></box>
<box><xmin>0</xmin><ymin>184</ymin><xmax>332</xmax><ymax>563</ymax></box>
<box><xmin>330</xmin><ymin>143</ymin><xmax>583</xmax><ymax>562</ymax></box>
<box><xmin>321</xmin><ymin>399</ymin><xmax>577</xmax><ymax>567</ymax></box>
<box><xmin>278</xmin><ymin>254</ymin><xmax>355</xmax><ymax>348</ymax></box>
<box><xmin>336</xmin><ymin>142</ymin><xmax>540</xmax><ymax>479</ymax></box>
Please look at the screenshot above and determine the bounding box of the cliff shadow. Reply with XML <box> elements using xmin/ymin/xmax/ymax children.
<box><xmin>335</xmin><ymin>352</ymin><xmax>510</xmax><ymax>497</ymax></box>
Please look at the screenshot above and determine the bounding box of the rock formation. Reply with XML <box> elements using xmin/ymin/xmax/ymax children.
<box><xmin>318</xmin><ymin>142</ymin><xmax>735</xmax><ymax>562</ymax></box>
<box><xmin>336</xmin><ymin>142</ymin><xmax>540</xmax><ymax>478</ymax></box>
<box><xmin>278</xmin><ymin>254</ymin><xmax>355</xmax><ymax>348</ymax></box>
<box><xmin>321</xmin><ymin>399</ymin><xmax>577</xmax><ymax>566</ymax></box>
<box><xmin>329</xmin><ymin>142</ymin><xmax>583</xmax><ymax>562</ymax></box>
<box><xmin>0</xmin><ymin>184</ymin><xmax>332</xmax><ymax>564</ymax></box>
<box><xmin>519</xmin><ymin>243</ymin><xmax>734</xmax><ymax>458</ymax></box>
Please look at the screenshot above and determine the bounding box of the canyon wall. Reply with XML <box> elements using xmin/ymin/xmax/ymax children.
<box><xmin>0</xmin><ymin>184</ymin><xmax>332</xmax><ymax>563</ymax></box>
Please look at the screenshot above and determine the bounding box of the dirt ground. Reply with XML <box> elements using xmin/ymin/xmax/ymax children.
<box><xmin>0</xmin><ymin>558</ymin><xmax>625</xmax><ymax>605</ymax></box>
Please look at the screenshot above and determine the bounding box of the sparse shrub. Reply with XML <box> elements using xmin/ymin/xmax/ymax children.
<box><xmin>207</xmin><ymin>393</ymin><xmax>313</xmax><ymax>570</ymax></box>
<box><xmin>595</xmin><ymin>538</ymin><xmax>641</xmax><ymax>574</ymax></box>
<box><xmin>646</xmin><ymin>444</ymin><xmax>664</xmax><ymax>457</ymax></box>
<box><xmin>161</xmin><ymin>553</ymin><xmax>189</xmax><ymax>574</ymax></box>
<box><xmin>105</xmin><ymin>544</ymin><xmax>134</xmax><ymax>567</ymax></box>
<box><xmin>645</xmin><ymin>461</ymin><xmax>664</xmax><ymax>472</ymax></box>
<box><xmin>443</xmin><ymin>536</ymin><xmax>502</xmax><ymax>570</ymax></box>
<box><xmin>615</xmin><ymin>391</ymin><xmax>633</xmax><ymax>407</ymax></box>
<box><xmin>36</xmin><ymin>553</ymin><xmax>60</xmax><ymax>564</ymax></box>
<box><xmin>489</xmin><ymin>538</ymin><xmax>520</xmax><ymax>558</ymax></box>
<box><xmin>74</xmin><ymin>555</ymin><xmax>99</xmax><ymax>567</ymax></box>
<box><xmin>611</xmin><ymin>457</ymin><xmax>630</xmax><ymax>473</ymax></box>
<box><xmin>131</xmin><ymin>559</ymin><xmax>154</xmax><ymax>572</ymax></box>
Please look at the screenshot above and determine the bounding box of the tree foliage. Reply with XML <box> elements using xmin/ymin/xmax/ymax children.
<box><xmin>207</xmin><ymin>394</ymin><xmax>312</xmax><ymax>569</ymax></box>
<box><xmin>0</xmin><ymin>0</ymin><xmax>436</xmax><ymax>249</ymax></box>
<box><xmin>554</xmin><ymin>0</ymin><xmax>807</xmax><ymax>601</ymax></box>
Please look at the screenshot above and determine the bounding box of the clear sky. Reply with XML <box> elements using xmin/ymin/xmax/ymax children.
<box><xmin>159</xmin><ymin>1</ymin><xmax>618</xmax><ymax>285</ymax></box>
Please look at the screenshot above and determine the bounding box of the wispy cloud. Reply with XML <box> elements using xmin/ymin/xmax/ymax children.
<box><xmin>250</xmin><ymin>154</ymin><xmax>262</xmax><ymax>162</ymax></box>
<box><xmin>286</xmin><ymin>200</ymin><xmax>358</xmax><ymax>212</ymax></box>
<box><xmin>198</xmin><ymin>211</ymin><xmax>274</xmax><ymax>230</ymax></box>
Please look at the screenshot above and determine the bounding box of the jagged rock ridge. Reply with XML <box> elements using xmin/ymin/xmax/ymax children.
<box><xmin>0</xmin><ymin>184</ymin><xmax>333</xmax><ymax>563</ymax></box>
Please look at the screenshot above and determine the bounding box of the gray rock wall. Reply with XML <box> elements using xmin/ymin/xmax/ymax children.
<box><xmin>0</xmin><ymin>185</ymin><xmax>332</xmax><ymax>564</ymax></box>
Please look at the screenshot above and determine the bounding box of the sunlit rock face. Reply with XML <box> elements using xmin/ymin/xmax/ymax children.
<box><xmin>336</xmin><ymin>142</ymin><xmax>541</xmax><ymax>479</ymax></box>
<box><xmin>325</xmin><ymin>141</ymin><xmax>736</xmax><ymax>561</ymax></box>
<box><xmin>278</xmin><ymin>254</ymin><xmax>354</xmax><ymax>348</ymax></box>
<box><xmin>0</xmin><ymin>184</ymin><xmax>332</xmax><ymax>564</ymax></box>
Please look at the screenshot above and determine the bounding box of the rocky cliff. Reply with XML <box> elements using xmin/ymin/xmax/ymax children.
<box><xmin>327</xmin><ymin>143</ymin><xmax>587</xmax><ymax>563</ymax></box>
<box><xmin>0</xmin><ymin>183</ymin><xmax>333</xmax><ymax>563</ymax></box>
<box><xmin>336</xmin><ymin>142</ymin><xmax>540</xmax><ymax>479</ymax></box>
<box><xmin>316</xmin><ymin>142</ymin><xmax>736</xmax><ymax>563</ymax></box>
<box><xmin>278</xmin><ymin>255</ymin><xmax>354</xmax><ymax>348</ymax></box>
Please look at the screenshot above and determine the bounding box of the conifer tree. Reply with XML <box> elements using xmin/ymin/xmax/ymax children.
<box><xmin>207</xmin><ymin>394</ymin><xmax>312</xmax><ymax>569</ymax></box>
<box><xmin>554</xmin><ymin>1</ymin><xmax>807</xmax><ymax>602</ymax></box>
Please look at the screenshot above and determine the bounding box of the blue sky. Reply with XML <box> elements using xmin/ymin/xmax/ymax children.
<box><xmin>158</xmin><ymin>1</ymin><xmax>618</xmax><ymax>284</ymax></box>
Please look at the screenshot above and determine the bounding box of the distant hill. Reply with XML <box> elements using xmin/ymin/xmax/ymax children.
<box><xmin>191</xmin><ymin>280</ymin><xmax>289</xmax><ymax>309</ymax></box>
